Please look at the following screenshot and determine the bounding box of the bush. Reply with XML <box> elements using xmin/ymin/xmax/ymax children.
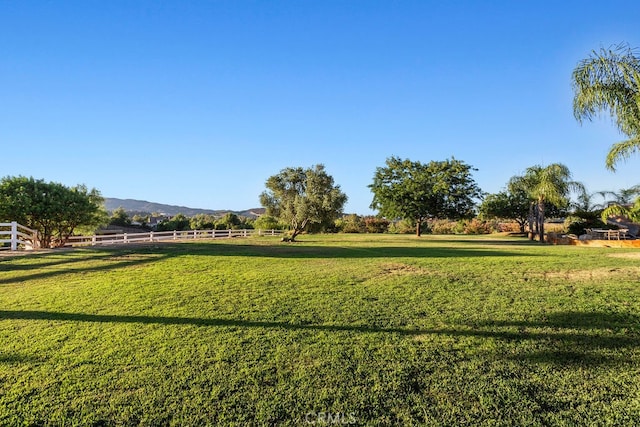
<box><xmin>254</xmin><ymin>215</ymin><xmax>283</xmax><ymax>231</ymax></box>
<box><xmin>388</xmin><ymin>219</ymin><xmax>416</xmax><ymax>234</ymax></box>
<box><xmin>363</xmin><ymin>216</ymin><xmax>390</xmax><ymax>233</ymax></box>
<box><xmin>564</xmin><ymin>216</ymin><xmax>608</xmax><ymax>236</ymax></box>
<box><xmin>337</xmin><ymin>214</ymin><xmax>364</xmax><ymax>233</ymax></box>
<box><xmin>461</xmin><ymin>219</ymin><xmax>493</xmax><ymax>234</ymax></box>
<box><xmin>428</xmin><ymin>219</ymin><xmax>458</xmax><ymax>234</ymax></box>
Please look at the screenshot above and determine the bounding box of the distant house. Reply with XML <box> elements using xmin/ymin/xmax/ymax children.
<box><xmin>147</xmin><ymin>215</ymin><xmax>171</xmax><ymax>230</ymax></box>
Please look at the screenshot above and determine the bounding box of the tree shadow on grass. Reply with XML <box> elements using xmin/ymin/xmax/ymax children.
<box><xmin>0</xmin><ymin>351</ymin><xmax>45</xmax><ymax>364</ymax></box>
<box><xmin>1</xmin><ymin>309</ymin><xmax>637</xmax><ymax>366</ymax></box>
<box><xmin>468</xmin><ymin>311</ymin><xmax>640</xmax><ymax>366</ymax></box>
<box><xmin>0</xmin><ymin>242</ymin><xmax>533</xmax><ymax>285</ymax></box>
<box><xmin>0</xmin><ymin>250</ymin><xmax>171</xmax><ymax>285</ymax></box>
<box><xmin>157</xmin><ymin>242</ymin><xmax>533</xmax><ymax>260</ymax></box>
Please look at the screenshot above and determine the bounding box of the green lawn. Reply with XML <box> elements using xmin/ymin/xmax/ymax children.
<box><xmin>1</xmin><ymin>234</ymin><xmax>639</xmax><ymax>426</ymax></box>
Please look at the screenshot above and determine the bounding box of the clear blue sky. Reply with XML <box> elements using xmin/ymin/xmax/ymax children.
<box><xmin>2</xmin><ymin>0</ymin><xmax>639</xmax><ymax>214</ymax></box>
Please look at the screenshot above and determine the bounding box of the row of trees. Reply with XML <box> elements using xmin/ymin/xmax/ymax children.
<box><xmin>2</xmin><ymin>43</ymin><xmax>639</xmax><ymax>247</ymax></box>
<box><xmin>260</xmin><ymin>43</ymin><xmax>640</xmax><ymax>241</ymax></box>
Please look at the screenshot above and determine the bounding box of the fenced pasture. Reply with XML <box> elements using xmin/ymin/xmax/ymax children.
<box><xmin>0</xmin><ymin>234</ymin><xmax>639</xmax><ymax>425</ymax></box>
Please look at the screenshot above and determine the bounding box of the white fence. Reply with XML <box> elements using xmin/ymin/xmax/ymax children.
<box><xmin>0</xmin><ymin>222</ymin><xmax>38</xmax><ymax>251</ymax></box>
<box><xmin>0</xmin><ymin>223</ymin><xmax>284</xmax><ymax>251</ymax></box>
<box><xmin>63</xmin><ymin>228</ymin><xmax>283</xmax><ymax>248</ymax></box>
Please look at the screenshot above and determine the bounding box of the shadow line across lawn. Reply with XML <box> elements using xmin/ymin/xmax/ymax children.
<box><xmin>1</xmin><ymin>310</ymin><xmax>638</xmax><ymax>366</ymax></box>
<box><xmin>0</xmin><ymin>242</ymin><xmax>535</xmax><ymax>285</ymax></box>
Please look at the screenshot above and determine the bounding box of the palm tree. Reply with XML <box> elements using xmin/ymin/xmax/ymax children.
<box><xmin>597</xmin><ymin>184</ymin><xmax>640</xmax><ymax>206</ymax></box>
<box><xmin>599</xmin><ymin>185</ymin><xmax>640</xmax><ymax>234</ymax></box>
<box><xmin>510</xmin><ymin>164</ymin><xmax>582</xmax><ymax>242</ymax></box>
<box><xmin>601</xmin><ymin>198</ymin><xmax>640</xmax><ymax>224</ymax></box>
<box><xmin>572</xmin><ymin>43</ymin><xmax>640</xmax><ymax>170</ymax></box>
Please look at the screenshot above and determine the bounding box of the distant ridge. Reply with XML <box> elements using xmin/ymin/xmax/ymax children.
<box><xmin>104</xmin><ymin>198</ymin><xmax>265</xmax><ymax>218</ymax></box>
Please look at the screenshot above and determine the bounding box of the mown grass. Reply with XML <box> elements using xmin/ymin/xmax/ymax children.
<box><xmin>1</xmin><ymin>234</ymin><xmax>639</xmax><ymax>426</ymax></box>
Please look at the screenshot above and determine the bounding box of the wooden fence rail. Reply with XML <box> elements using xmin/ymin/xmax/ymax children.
<box><xmin>0</xmin><ymin>222</ymin><xmax>38</xmax><ymax>251</ymax></box>
<box><xmin>1</xmin><ymin>222</ymin><xmax>283</xmax><ymax>251</ymax></box>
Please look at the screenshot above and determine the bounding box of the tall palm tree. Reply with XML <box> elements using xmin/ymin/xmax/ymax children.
<box><xmin>510</xmin><ymin>164</ymin><xmax>582</xmax><ymax>242</ymax></box>
<box><xmin>572</xmin><ymin>43</ymin><xmax>640</xmax><ymax>170</ymax></box>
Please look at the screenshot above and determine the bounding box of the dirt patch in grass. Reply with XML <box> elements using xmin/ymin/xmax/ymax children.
<box><xmin>379</xmin><ymin>262</ymin><xmax>433</xmax><ymax>276</ymax></box>
<box><xmin>529</xmin><ymin>267</ymin><xmax>640</xmax><ymax>281</ymax></box>
<box><xmin>608</xmin><ymin>252</ymin><xmax>640</xmax><ymax>260</ymax></box>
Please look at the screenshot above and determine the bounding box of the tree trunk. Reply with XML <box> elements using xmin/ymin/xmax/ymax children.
<box><xmin>289</xmin><ymin>229</ymin><xmax>301</xmax><ymax>241</ymax></box>
<box><xmin>416</xmin><ymin>218</ymin><xmax>422</xmax><ymax>237</ymax></box>
<box><xmin>538</xmin><ymin>198</ymin><xmax>545</xmax><ymax>243</ymax></box>
<box><xmin>528</xmin><ymin>202</ymin><xmax>535</xmax><ymax>240</ymax></box>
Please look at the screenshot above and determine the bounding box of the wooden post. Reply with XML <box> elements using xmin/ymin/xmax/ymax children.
<box><xmin>150</xmin><ymin>231</ymin><xmax>154</xmax><ymax>242</ymax></box>
<box><xmin>10</xmin><ymin>221</ymin><xmax>17</xmax><ymax>251</ymax></box>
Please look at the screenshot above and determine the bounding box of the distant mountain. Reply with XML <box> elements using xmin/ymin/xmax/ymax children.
<box><xmin>104</xmin><ymin>198</ymin><xmax>265</xmax><ymax>219</ymax></box>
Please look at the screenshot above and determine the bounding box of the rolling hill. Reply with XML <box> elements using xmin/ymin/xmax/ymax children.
<box><xmin>104</xmin><ymin>198</ymin><xmax>264</xmax><ymax>218</ymax></box>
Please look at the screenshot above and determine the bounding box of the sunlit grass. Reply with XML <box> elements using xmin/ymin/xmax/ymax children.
<box><xmin>1</xmin><ymin>234</ymin><xmax>639</xmax><ymax>425</ymax></box>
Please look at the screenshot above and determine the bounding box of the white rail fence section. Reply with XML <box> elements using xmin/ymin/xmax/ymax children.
<box><xmin>64</xmin><ymin>229</ymin><xmax>283</xmax><ymax>248</ymax></box>
<box><xmin>0</xmin><ymin>222</ymin><xmax>38</xmax><ymax>251</ymax></box>
<box><xmin>1</xmin><ymin>222</ymin><xmax>283</xmax><ymax>251</ymax></box>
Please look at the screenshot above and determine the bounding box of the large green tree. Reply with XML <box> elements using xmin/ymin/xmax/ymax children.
<box><xmin>572</xmin><ymin>43</ymin><xmax>640</xmax><ymax>170</ymax></box>
<box><xmin>369</xmin><ymin>157</ymin><xmax>481</xmax><ymax>237</ymax></box>
<box><xmin>0</xmin><ymin>176</ymin><xmax>106</xmax><ymax>248</ymax></box>
<box><xmin>478</xmin><ymin>189</ymin><xmax>530</xmax><ymax>233</ymax></box>
<box><xmin>509</xmin><ymin>164</ymin><xmax>581</xmax><ymax>242</ymax></box>
<box><xmin>260</xmin><ymin>164</ymin><xmax>347</xmax><ymax>241</ymax></box>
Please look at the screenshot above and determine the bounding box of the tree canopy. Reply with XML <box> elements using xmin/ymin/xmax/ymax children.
<box><xmin>478</xmin><ymin>189</ymin><xmax>530</xmax><ymax>233</ymax></box>
<box><xmin>572</xmin><ymin>43</ymin><xmax>640</xmax><ymax>170</ymax></box>
<box><xmin>0</xmin><ymin>176</ymin><xmax>106</xmax><ymax>248</ymax></box>
<box><xmin>509</xmin><ymin>164</ymin><xmax>581</xmax><ymax>242</ymax></box>
<box><xmin>369</xmin><ymin>157</ymin><xmax>481</xmax><ymax>236</ymax></box>
<box><xmin>260</xmin><ymin>164</ymin><xmax>347</xmax><ymax>241</ymax></box>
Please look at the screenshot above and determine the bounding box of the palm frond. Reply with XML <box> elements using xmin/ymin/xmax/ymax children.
<box><xmin>605</xmin><ymin>136</ymin><xmax>640</xmax><ymax>171</ymax></box>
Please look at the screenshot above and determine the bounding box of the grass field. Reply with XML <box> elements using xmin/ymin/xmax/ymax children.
<box><xmin>1</xmin><ymin>234</ymin><xmax>640</xmax><ymax>426</ymax></box>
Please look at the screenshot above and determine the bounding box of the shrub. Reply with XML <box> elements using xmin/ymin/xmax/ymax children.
<box><xmin>388</xmin><ymin>219</ymin><xmax>416</xmax><ymax>234</ymax></box>
<box><xmin>338</xmin><ymin>214</ymin><xmax>364</xmax><ymax>233</ymax></box>
<box><xmin>461</xmin><ymin>218</ymin><xmax>493</xmax><ymax>234</ymax></box>
<box><xmin>564</xmin><ymin>216</ymin><xmax>608</xmax><ymax>236</ymax></box>
<box><xmin>363</xmin><ymin>216</ymin><xmax>390</xmax><ymax>233</ymax></box>
<box><xmin>428</xmin><ymin>219</ymin><xmax>458</xmax><ymax>234</ymax></box>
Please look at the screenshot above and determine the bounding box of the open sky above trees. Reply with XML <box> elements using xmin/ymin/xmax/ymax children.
<box><xmin>2</xmin><ymin>1</ymin><xmax>639</xmax><ymax>214</ymax></box>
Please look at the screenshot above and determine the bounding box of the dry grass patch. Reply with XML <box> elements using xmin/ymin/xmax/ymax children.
<box><xmin>526</xmin><ymin>267</ymin><xmax>640</xmax><ymax>282</ymax></box>
<box><xmin>378</xmin><ymin>262</ymin><xmax>433</xmax><ymax>277</ymax></box>
<box><xmin>608</xmin><ymin>252</ymin><xmax>640</xmax><ymax>260</ymax></box>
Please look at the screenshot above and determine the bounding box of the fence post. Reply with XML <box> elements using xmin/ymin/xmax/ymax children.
<box><xmin>92</xmin><ymin>235</ymin><xmax>96</xmax><ymax>246</ymax></box>
<box><xmin>10</xmin><ymin>221</ymin><xmax>17</xmax><ymax>251</ymax></box>
<box><xmin>124</xmin><ymin>233</ymin><xmax>128</xmax><ymax>244</ymax></box>
<box><xmin>150</xmin><ymin>231</ymin><xmax>154</xmax><ymax>242</ymax></box>
<box><xmin>173</xmin><ymin>230</ymin><xmax>177</xmax><ymax>240</ymax></box>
